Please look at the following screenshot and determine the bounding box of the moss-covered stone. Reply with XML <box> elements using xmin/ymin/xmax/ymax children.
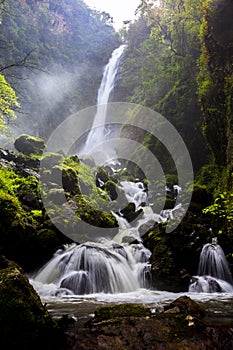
<box><xmin>104</xmin><ymin>179</ymin><xmax>118</xmax><ymax>200</ymax></box>
<box><xmin>14</xmin><ymin>134</ymin><xmax>45</xmax><ymax>156</ymax></box>
<box><xmin>96</xmin><ymin>166</ymin><xmax>109</xmax><ymax>183</ymax></box>
<box><xmin>93</xmin><ymin>303</ymin><xmax>151</xmax><ymax>323</ymax></box>
<box><xmin>40</xmin><ymin>152</ymin><xmax>64</xmax><ymax>168</ymax></box>
<box><xmin>0</xmin><ymin>256</ymin><xmax>63</xmax><ymax>349</ymax></box>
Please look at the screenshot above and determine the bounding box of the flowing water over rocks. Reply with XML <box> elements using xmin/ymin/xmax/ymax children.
<box><xmin>29</xmin><ymin>44</ymin><xmax>233</xmax><ymax>334</ymax></box>
<box><xmin>189</xmin><ymin>237</ymin><xmax>233</xmax><ymax>293</ymax></box>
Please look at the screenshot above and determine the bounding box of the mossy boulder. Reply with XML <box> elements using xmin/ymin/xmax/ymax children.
<box><xmin>14</xmin><ymin>134</ymin><xmax>45</xmax><ymax>156</ymax></box>
<box><xmin>96</xmin><ymin>166</ymin><xmax>109</xmax><ymax>184</ymax></box>
<box><xmin>0</xmin><ymin>256</ymin><xmax>63</xmax><ymax>349</ymax></box>
<box><xmin>93</xmin><ymin>303</ymin><xmax>151</xmax><ymax>323</ymax></box>
<box><xmin>40</xmin><ymin>152</ymin><xmax>64</xmax><ymax>168</ymax></box>
<box><xmin>104</xmin><ymin>180</ymin><xmax>118</xmax><ymax>200</ymax></box>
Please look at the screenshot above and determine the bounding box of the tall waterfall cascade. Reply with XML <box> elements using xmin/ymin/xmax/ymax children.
<box><xmin>80</xmin><ymin>44</ymin><xmax>126</xmax><ymax>160</ymax></box>
<box><xmin>189</xmin><ymin>237</ymin><xmax>233</xmax><ymax>293</ymax></box>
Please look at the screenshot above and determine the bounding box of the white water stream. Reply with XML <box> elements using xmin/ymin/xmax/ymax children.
<box><xmin>80</xmin><ymin>44</ymin><xmax>126</xmax><ymax>160</ymax></box>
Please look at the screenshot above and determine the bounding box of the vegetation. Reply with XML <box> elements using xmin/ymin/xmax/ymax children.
<box><xmin>116</xmin><ymin>0</ymin><xmax>208</xmax><ymax>173</ymax></box>
<box><xmin>0</xmin><ymin>0</ymin><xmax>121</xmax><ymax>139</ymax></box>
<box><xmin>0</xmin><ymin>1</ymin><xmax>233</xmax><ymax>344</ymax></box>
<box><xmin>0</xmin><ymin>74</ymin><xmax>19</xmax><ymax>133</ymax></box>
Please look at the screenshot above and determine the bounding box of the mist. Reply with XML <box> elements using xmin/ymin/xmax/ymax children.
<box><xmin>7</xmin><ymin>61</ymin><xmax>100</xmax><ymax>143</ymax></box>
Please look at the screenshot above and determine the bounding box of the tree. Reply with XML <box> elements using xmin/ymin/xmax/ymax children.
<box><xmin>117</xmin><ymin>0</ymin><xmax>208</xmax><ymax>171</ymax></box>
<box><xmin>0</xmin><ymin>74</ymin><xmax>19</xmax><ymax>133</ymax></box>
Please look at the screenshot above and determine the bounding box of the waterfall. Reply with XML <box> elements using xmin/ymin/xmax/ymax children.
<box><xmin>30</xmin><ymin>45</ymin><xmax>187</xmax><ymax>298</ymax></box>
<box><xmin>31</xmin><ymin>239</ymin><xmax>152</xmax><ymax>296</ymax></box>
<box><xmin>30</xmin><ymin>179</ymin><xmax>154</xmax><ymax>296</ymax></box>
<box><xmin>80</xmin><ymin>44</ymin><xmax>126</xmax><ymax>159</ymax></box>
<box><xmin>30</xmin><ymin>176</ymin><xmax>183</xmax><ymax>297</ymax></box>
<box><xmin>189</xmin><ymin>237</ymin><xmax>233</xmax><ymax>293</ymax></box>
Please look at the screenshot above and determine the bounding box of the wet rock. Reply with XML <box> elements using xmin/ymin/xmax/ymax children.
<box><xmin>22</xmin><ymin>192</ymin><xmax>40</xmax><ymax>209</ymax></box>
<box><xmin>40</xmin><ymin>152</ymin><xmax>64</xmax><ymax>168</ymax></box>
<box><xmin>163</xmin><ymin>295</ymin><xmax>205</xmax><ymax>318</ymax></box>
<box><xmin>120</xmin><ymin>202</ymin><xmax>143</xmax><ymax>223</ymax></box>
<box><xmin>47</xmin><ymin>188</ymin><xmax>67</xmax><ymax>205</ymax></box>
<box><xmin>60</xmin><ymin>297</ymin><xmax>233</xmax><ymax>350</ymax></box>
<box><xmin>96</xmin><ymin>167</ymin><xmax>109</xmax><ymax>184</ymax></box>
<box><xmin>104</xmin><ymin>180</ymin><xmax>118</xmax><ymax>200</ymax></box>
<box><xmin>92</xmin><ymin>303</ymin><xmax>151</xmax><ymax>323</ymax></box>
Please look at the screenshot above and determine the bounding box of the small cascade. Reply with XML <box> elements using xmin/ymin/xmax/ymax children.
<box><xmin>30</xmin><ymin>177</ymin><xmax>184</xmax><ymax>297</ymax></box>
<box><xmin>31</xmin><ymin>240</ymin><xmax>151</xmax><ymax>296</ymax></box>
<box><xmin>119</xmin><ymin>181</ymin><xmax>148</xmax><ymax>210</ymax></box>
<box><xmin>189</xmin><ymin>237</ymin><xmax>233</xmax><ymax>293</ymax></box>
<box><xmin>30</xmin><ymin>176</ymin><xmax>186</xmax><ymax>297</ymax></box>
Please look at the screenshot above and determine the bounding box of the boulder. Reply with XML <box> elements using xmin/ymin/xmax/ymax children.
<box><xmin>14</xmin><ymin>134</ymin><xmax>45</xmax><ymax>156</ymax></box>
<box><xmin>0</xmin><ymin>256</ymin><xmax>63</xmax><ymax>349</ymax></box>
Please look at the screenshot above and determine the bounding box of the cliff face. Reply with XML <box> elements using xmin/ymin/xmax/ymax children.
<box><xmin>0</xmin><ymin>0</ymin><xmax>121</xmax><ymax>138</ymax></box>
<box><xmin>198</xmin><ymin>0</ymin><xmax>233</xmax><ymax>169</ymax></box>
<box><xmin>196</xmin><ymin>0</ymin><xmax>233</xmax><ymax>245</ymax></box>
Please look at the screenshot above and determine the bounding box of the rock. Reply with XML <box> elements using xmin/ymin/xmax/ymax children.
<box><xmin>60</xmin><ymin>297</ymin><xmax>233</xmax><ymax>350</ymax></box>
<box><xmin>0</xmin><ymin>256</ymin><xmax>63</xmax><ymax>349</ymax></box>
<box><xmin>22</xmin><ymin>192</ymin><xmax>40</xmax><ymax>209</ymax></box>
<box><xmin>190</xmin><ymin>186</ymin><xmax>213</xmax><ymax>211</ymax></box>
<box><xmin>40</xmin><ymin>152</ymin><xmax>64</xmax><ymax>168</ymax></box>
<box><xmin>14</xmin><ymin>134</ymin><xmax>45</xmax><ymax>156</ymax></box>
<box><xmin>50</xmin><ymin>165</ymin><xmax>80</xmax><ymax>195</ymax></box>
<box><xmin>47</xmin><ymin>188</ymin><xmax>66</xmax><ymax>205</ymax></box>
<box><xmin>92</xmin><ymin>303</ymin><xmax>151</xmax><ymax>323</ymax></box>
<box><xmin>163</xmin><ymin>295</ymin><xmax>205</xmax><ymax>317</ymax></box>
<box><xmin>104</xmin><ymin>180</ymin><xmax>118</xmax><ymax>200</ymax></box>
<box><xmin>96</xmin><ymin>167</ymin><xmax>109</xmax><ymax>184</ymax></box>
<box><xmin>120</xmin><ymin>202</ymin><xmax>143</xmax><ymax>222</ymax></box>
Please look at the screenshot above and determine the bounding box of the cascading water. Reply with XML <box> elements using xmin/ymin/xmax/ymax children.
<box><xmin>30</xmin><ymin>46</ymin><xmax>156</xmax><ymax>296</ymax></box>
<box><xmin>80</xmin><ymin>44</ymin><xmax>126</xmax><ymax>160</ymax></box>
<box><xmin>30</xmin><ymin>43</ymin><xmax>233</xmax><ymax>301</ymax></box>
<box><xmin>31</xmin><ymin>240</ymin><xmax>152</xmax><ymax>296</ymax></box>
<box><xmin>189</xmin><ymin>237</ymin><xmax>233</xmax><ymax>293</ymax></box>
<box><xmin>30</xmin><ymin>179</ymin><xmax>153</xmax><ymax>296</ymax></box>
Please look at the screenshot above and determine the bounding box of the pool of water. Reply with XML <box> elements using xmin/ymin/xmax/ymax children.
<box><xmin>39</xmin><ymin>288</ymin><xmax>233</xmax><ymax>326</ymax></box>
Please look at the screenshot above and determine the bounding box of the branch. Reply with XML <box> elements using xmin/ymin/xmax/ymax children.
<box><xmin>0</xmin><ymin>50</ymin><xmax>39</xmax><ymax>72</ymax></box>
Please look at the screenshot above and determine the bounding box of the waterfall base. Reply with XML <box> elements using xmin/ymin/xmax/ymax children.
<box><xmin>31</xmin><ymin>241</ymin><xmax>152</xmax><ymax>296</ymax></box>
<box><xmin>189</xmin><ymin>237</ymin><xmax>233</xmax><ymax>293</ymax></box>
<box><xmin>189</xmin><ymin>275</ymin><xmax>233</xmax><ymax>293</ymax></box>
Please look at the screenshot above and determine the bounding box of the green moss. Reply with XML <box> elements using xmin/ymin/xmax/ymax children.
<box><xmin>14</xmin><ymin>134</ymin><xmax>45</xmax><ymax>156</ymax></box>
<box><xmin>93</xmin><ymin>303</ymin><xmax>151</xmax><ymax>323</ymax></box>
<box><xmin>40</xmin><ymin>152</ymin><xmax>64</xmax><ymax>168</ymax></box>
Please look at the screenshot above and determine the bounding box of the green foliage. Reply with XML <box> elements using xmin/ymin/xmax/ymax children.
<box><xmin>0</xmin><ymin>0</ymin><xmax>121</xmax><ymax>138</ymax></box>
<box><xmin>0</xmin><ymin>166</ymin><xmax>39</xmax><ymax>227</ymax></box>
<box><xmin>203</xmin><ymin>192</ymin><xmax>233</xmax><ymax>234</ymax></box>
<box><xmin>196</xmin><ymin>0</ymin><xmax>233</xmax><ymax>167</ymax></box>
<box><xmin>0</xmin><ymin>75</ymin><xmax>19</xmax><ymax>133</ymax></box>
<box><xmin>117</xmin><ymin>0</ymin><xmax>208</xmax><ymax>172</ymax></box>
